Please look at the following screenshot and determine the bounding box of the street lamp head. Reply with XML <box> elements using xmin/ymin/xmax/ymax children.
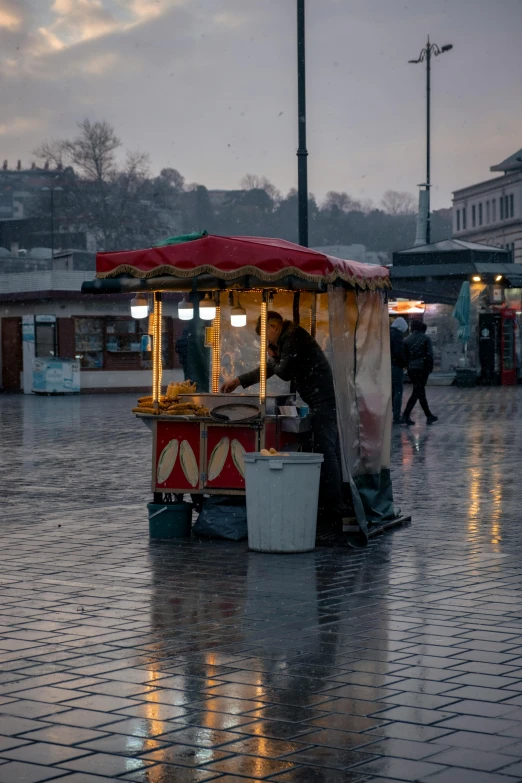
<box><xmin>408</xmin><ymin>59</ymin><xmax>421</xmax><ymax>64</ymax></box>
<box><xmin>441</xmin><ymin>44</ymin><xmax>453</xmax><ymax>52</ymax></box>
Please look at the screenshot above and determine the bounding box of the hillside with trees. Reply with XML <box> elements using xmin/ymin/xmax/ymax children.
<box><xmin>31</xmin><ymin>119</ymin><xmax>451</xmax><ymax>255</ymax></box>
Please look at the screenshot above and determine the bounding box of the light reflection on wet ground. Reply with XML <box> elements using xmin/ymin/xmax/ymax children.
<box><xmin>1</xmin><ymin>388</ymin><xmax>522</xmax><ymax>781</ymax></box>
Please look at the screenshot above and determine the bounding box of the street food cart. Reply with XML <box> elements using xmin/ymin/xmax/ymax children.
<box><xmin>82</xmin><ymin>232</ymin><xmax>405</xmax><ymax>541</ymax></box>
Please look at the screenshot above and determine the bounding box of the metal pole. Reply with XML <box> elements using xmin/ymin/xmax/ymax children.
<box><xmin>426</xmin><ymin>38</ymin><xmax>431</xmax><ymax>246</ymax></box>
<box><xmin>259</xmin><ymin>293</ymin><xmax>268</xmax><ymax>450</ymax></box>
<box><xmin>297</xmin><ymin>0</ymin><xmax>308</xmax><ymax>247</ymax></box>
<box><xmin>50</xmin><ymin>189</ymin><xmax>55</xmax><ymax>258</ymax></box>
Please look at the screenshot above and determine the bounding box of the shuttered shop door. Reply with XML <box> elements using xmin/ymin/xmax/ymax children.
<box><xmin>57</xmin><ymin>318</ymin><xmax>76</xmax><ymax>359</ymax></box>
<box><xmin>1</xmin><ymin>317</ymin><xmax>23</xmax><ymax>391</ymax></box>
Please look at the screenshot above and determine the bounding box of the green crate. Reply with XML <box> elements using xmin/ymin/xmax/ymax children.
<box><xmin>147</xmin><ymin>502</ymin><xmax>192</xmax><ymax>539</ymax></box>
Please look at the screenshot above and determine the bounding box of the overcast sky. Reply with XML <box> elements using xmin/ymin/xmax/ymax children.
<box><xmin>1</xmin><ymin>0</ymin><xmax>521</xmax><ymax>209</ymax></box>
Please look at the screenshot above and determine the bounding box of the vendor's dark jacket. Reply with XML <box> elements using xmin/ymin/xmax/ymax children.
<box><xmin>404</xmin><ymin>332</ymin><xmax>434</xmax><ymax>374</ymax></box>
<box><xmin>390</xmin><ymin>327</ymin><xmax>406</xmax><ymax>369</ymax></box>
<box><xmin>238</xmin><ymin>321</ymin><xmax>336</xmax><ymax>409</ymax></box>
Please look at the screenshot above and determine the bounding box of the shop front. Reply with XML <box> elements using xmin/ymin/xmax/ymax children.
<box><xmin>0</xmin><ymin>294</ymin><xmax>185</xmax><ymax>393</ymax></box>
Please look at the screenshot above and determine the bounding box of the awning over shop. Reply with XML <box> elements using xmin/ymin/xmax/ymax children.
<box><xmin>393</xmin><ymin>239</ymin><xmax>510</xmax><ymax>267</ymax></box>
<box><xmin>390</xmin><ymin>254</ymin><xmax>522</xmax><ymax>305</ymax></box>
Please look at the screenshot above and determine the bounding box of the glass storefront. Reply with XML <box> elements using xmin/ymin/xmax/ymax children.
<box><xmin>74</xmin><ymin>316</ymin><xmax>173</xmax><ymax>370</ymax></box>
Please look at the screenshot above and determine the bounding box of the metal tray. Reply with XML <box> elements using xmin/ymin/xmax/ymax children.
<box><xmin>210</xmin><ymin>403</ymin><xmax>261</xmax><ymax>422</ymax></box>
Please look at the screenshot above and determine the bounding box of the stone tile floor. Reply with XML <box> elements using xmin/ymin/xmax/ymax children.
<box><xmin>0</xmin><ymin>388</ymin><xmax>522</xmax><ymax>782</ymax></box>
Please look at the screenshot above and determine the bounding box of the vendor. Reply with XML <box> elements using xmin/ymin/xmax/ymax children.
<box><xmin>221</xmin><ymin>311</ymin><xmax>350</xmax><ymax>533</ymax></box>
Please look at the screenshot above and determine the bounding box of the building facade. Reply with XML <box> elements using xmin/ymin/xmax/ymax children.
<box><xmin>452</xmin><ymin>149</ymin><xmax>522</xmax><ymax>263</ymax></box>
<box><xmin>0</xmin><ymin>251</ymin><xmax>185</xmax><ymax>393</ymax></box>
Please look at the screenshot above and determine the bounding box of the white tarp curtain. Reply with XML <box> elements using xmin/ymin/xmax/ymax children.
<box><xmin>328</xmin><ymin>286</ymin><xmax>395</xmax><ymax>529</ymax></box>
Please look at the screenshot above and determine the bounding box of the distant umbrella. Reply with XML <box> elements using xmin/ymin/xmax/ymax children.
<box><xmin>452</xmin><ymin>281</ymin><xmax>471</xmax><ymax>344</ymax></box>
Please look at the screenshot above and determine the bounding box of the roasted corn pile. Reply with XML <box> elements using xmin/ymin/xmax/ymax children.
<box><xmin>132</xmin><ymin>380</ymin><xmax>210</xmax><ymax>417</ymax></box>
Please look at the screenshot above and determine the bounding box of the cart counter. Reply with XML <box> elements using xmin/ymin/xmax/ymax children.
<box><xmin>136</xmin><ymin>392</ymin><xmax>311</xmax><ymax>495</ymax></box>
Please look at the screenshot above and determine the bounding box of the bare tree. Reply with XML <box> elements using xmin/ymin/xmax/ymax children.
<box><xmin>380</xmin><ymin>190</ymin><xmax>416</xmax><ymax>215</ymax></box>
<box><xmin>33</xmin><ymin>139</ymin><xmax>67</xmax><ymax>170</ymax></box>
<box><xmin>240</xmin><ymin>173</ymin><xmax>281</xmax><ymax>203</ymax></box>
<box><xmin>324</xmin><ymin>191</ymin><xmax>362</xmax><ymax>212</ymax></box>
<box><xmin>159</xmin><ymin>168</ymin><xmax>185</xmax><ymax>192</ymax></box>
<box><xmin>63</xmin><ymin>119</ymin><xmax>120</xmax><ymax>184</ymax></box>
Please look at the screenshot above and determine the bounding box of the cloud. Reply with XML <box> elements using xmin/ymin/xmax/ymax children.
<box><xmin>126</xmin><ymin>0</ymin><xmax>166</xmax><ymax>22</ymax></box>
<box><xmin>214</xmin><ymin>11</ymin><xmax>244</xmax><ymax>29</ymax></box>
<box><xmin>41</xmin><ymin>0</ymin><xmax>119</xmax><ymax>48</ymax></box>
<box><xmin>0</xmin><ymin>0</ymin><xmax>521</xmax><ymax>210</ymax></box>
<box><xmin>79</xmin><ymin>51</ymin><xmax>119</xmax><ymax>74</ymax></box>
<box><xmin>0</xmin><ymin>115</ymin><xmax>46</xmax><ymax>137</ymax></box>
<box><xmin>0</xmin><ymin>0</ymin><xmax>24</xmax><ymax>30</ymax></box>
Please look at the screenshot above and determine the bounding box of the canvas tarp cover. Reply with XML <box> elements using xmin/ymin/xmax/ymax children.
<box><xmin>328</xmin><ymin>286</ymin><xmax>395</xmax><ymax>539</ymax></box>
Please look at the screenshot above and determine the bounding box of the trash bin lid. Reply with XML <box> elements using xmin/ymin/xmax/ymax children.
<box><xmin>244</xmin><ymin>452</ymin><xmax>323</xmax><ymax>464</ymax></box>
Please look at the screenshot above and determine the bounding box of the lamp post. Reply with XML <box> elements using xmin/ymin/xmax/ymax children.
<box><xmin>409</xmin><ymin>37</ymin><xmax>453</xmax><ymax>245</ymax></box>
<box><xmin>41</xmin><ymin>186</ymin><xmax>63</xmax><ymax>258</ymax></box>
<box><xmin>297</xmin><ymin>0</ymin><xmax>308</xmax><ymax>247</ymax></box>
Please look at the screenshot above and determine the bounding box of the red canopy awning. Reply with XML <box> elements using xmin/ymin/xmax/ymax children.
<box><xmin>96</xmin><ymin>235</ymin><xmax>390</xmax><ymax>290</ymax></box>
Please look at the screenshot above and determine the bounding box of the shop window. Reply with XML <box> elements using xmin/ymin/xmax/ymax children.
<box><xmin>75</xmin><ymin>318</ymin><xmax>104</xmax><ymax>368</ymax></box>
<box><xmin>74</xmin><ymin>316</ymin><xmax>174</xmax><ymax>370</ymax></box>
<box><xmin>478</xmin><ymin>203</ymin><xmax>483</xmax><ymax>226</ymax></box>
<box><xmin>138</xmin><ymin>317</ymin><xmax>173</xmax><ymax>370</ymax></box>
<box><xmin>106</xmin><ymin>318</ymin><xmax>144</xmax><ymax>354</ymax></box>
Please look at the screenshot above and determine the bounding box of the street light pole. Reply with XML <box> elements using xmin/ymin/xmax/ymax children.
<box><xmin>50</xmin><ymin>189</ymin><xmax>55</xmax><ymax>258</ymax></box>
<box><xmin>409</xmin><ymin>37</ymin><xmax>452</xmax><ymax>246</ymax></box>
<box><xmin>297</xmin><ymin>0</ymin><xmax>308</xmax><ymax>247</ymax></box>
<box><xmin>426</xmin><ymin>41</ymin><xmax>431</xmax><ymax>244</ymax></box>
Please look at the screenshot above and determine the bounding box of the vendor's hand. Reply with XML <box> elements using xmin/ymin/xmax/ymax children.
<box><xmin>267</xmin><ymin>346</ymin><xmax>278</xmax><ymax>359</ymax></box>
<box><xmin>220</xmin><ymin>377</ymin><xmax>241</xmax><ymax>393</ymax></box>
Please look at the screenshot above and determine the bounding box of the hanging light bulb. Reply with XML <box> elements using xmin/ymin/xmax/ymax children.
<box><xmin>178</xmin><ymin>294</ymin><xmax>194</xmax><ymax>320</ymax></box>
<box><xmin>130</xmin><ymin>293</ymin><xmax>149</xmax><ymax>319</ymax></box>
<box><xmin>199</xmin><ymin>292</ymin><xmax>217</xmax><ymax>320</ymax></box>
<box><xmin>231</xmin><ymin>294</ymin><xmax>247</xmax><ymax>327</ymax></box>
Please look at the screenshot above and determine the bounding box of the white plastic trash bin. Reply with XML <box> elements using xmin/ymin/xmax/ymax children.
<box><xmin>244</xmin><ymin>452</ymin><xmax>324</xmax><ymax>553</ymax></box>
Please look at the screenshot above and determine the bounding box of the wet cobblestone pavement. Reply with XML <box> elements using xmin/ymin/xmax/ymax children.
<box><xmin>1</xmin><ymin>388</ymin><xmax>522</xmax><ymax>782</ymax></box>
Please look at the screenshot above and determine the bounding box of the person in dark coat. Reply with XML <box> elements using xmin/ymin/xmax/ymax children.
<box><xmin>390</xmin><ymin>317</ymin><xmax>408</xmax><ymax>424</ymax></box>
<box><xmin>220</xmin><ymin>311</ymin><xmax>349</xmax><ymax>530</ymax></box>
<box><xmin>402</xmin><ymin>320</ymin><xmax>438</xmax><ymax>425</ymax></box>
<box><xmin>175</xmin><ymin>327</ymin><xmax>189</xmax><ymax>379</ymax></box>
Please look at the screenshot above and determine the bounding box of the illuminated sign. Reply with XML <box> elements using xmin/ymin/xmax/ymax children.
<box><xmin>388</xmin><ymin>300</ymin><xmax>425</xmax><ymax>315</ymax></box>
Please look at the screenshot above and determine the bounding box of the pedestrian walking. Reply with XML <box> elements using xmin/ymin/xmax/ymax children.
<box><xmin>390</xmin><ymin>317</ymin><xmax>408</xmax><ymax>424</ymax></box>
<box><xmin>402</xmin><ymin>320</ymin><xmax>438</xmax><ymax>425</ymax></box>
